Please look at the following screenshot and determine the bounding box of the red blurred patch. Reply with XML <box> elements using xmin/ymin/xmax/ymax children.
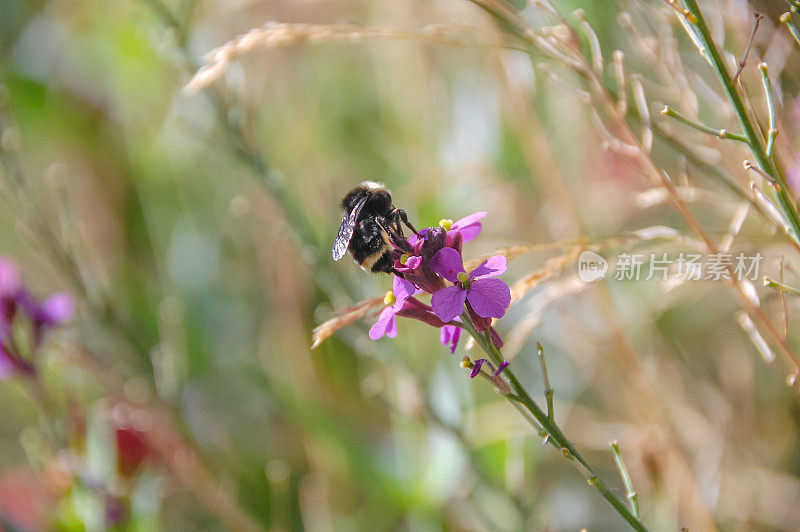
<box><xmin>115</xmin><ymin>427</ymin><xmax>153</xmax><ymax>478</ymax></box>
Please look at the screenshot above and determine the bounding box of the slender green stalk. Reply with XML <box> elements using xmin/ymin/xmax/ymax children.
<box><xmin>763</xmin><ymin>277</ymin><xmax>800</xmax><ymax>298</ymax></box>
<box><xmin>780</xmin><ymin>12</ymin><xmax>800</xmax><ymax>48</ymax></box>
<box><xmin>610</xmin><ymin>440</ymin><xmax>640</xmax><ymax>519</ymax></box>
<box><xmin>459</xmin><ymin>313</ymin><xmax>648</xmax><ymax>532</ymax></box>
<box><xmin>660</xmin><ymin>105</ymin><xmax>748</xmax><ymax>143</ymax></box>
<box><xmin>758</xmin><ymin>63</ymin><xmax>777</xmax><ymax>159</ymax></box>
<box><xmin>537</xmin><ymin>342</ymin><xmax>554</xmax><ymax>419</ymax></box>
<box><xmin>683</xmin><ymin>0</ymin><xmax>800</xmax><ymax>246</ymax></box>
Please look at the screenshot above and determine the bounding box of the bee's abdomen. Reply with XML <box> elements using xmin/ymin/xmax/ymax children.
<box><xmin>368</xmin><ymin>251</ymin><xmax>394</xmax><ymax>273</ymax></box>
<box><xmin>350</xmin><ymin>219</ymin><xmax>394</xmax><ymax>272</ymax></box>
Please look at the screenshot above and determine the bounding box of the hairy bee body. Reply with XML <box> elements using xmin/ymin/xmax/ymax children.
<box><xmin>332</xmin><ymin>182</ymin><xmax>416</xmax><ymax>273</ymax></box>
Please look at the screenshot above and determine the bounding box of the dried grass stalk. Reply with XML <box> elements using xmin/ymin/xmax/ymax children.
<box><xmin>311</xmin><ymin>295</ymin><xmax>384</xmax><ymax>349</ymax></box>
<box><xmin>510</xmin><ymin>249</ymin><xmax>582</xmax><ymax>304</ymax></box>
<box><xmin>184</xmin><ymin>22</ymin><xmax>504</xmax><ymax>94</ymax></box>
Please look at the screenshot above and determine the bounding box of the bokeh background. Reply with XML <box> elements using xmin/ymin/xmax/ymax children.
<box><xmin>1</xmin><ymin>0</ymin><xmax>800</xmax><ymax>530</ymax></box>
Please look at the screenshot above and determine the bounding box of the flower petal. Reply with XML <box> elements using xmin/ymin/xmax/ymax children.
<box><xmin>439</xmin><ymin>324</ymin><xmax>462</xmax><ymax>354</ymax></box>
<box><xmin>492</xmin><ymin>360</ymin><xmax>509</xmax><ymax>377</ymax></box>
<box><xmin>405</xmin><ymin>255</ymin><xmax>422</xmax><ymax>270</ymax></box>
<box><xmin>466</xmin><ymin>278</ymin><xmax>511</xmax><ymax>319</ymax></box>
<box><xmin>431</xmin><ymin>285</ymin><xmax>467</xmax><ymax>322</ymax></box>
<box><xmin>451</xmin><ymin>212</ymin><xmax>487</xmax><ymax>242</ymax></box>
<box><xmin>469</xmin><ymin>255</ymin><xmax>507</xmax><ymax>279</ymax></box>
<box><xmin>469</xmin><ymin>358</ymin><xmax>487</xmax><ymax>379</ymax></box>
<box><xmin>392</xmin><ymin>276</ymin><xmax>416</xmax><ymax>306</ymax></box>
<box><xmin>369</xmin><ymin>307</ymin><xmax>397</xmax><ymax>340</ymax></box>
<box><xmin>488</xmin><ymin>326</ymin><xmax>504</xmax><ymax>348</ymax></box>
<box><xmin>407</xmin><ymin>228</ymin><xmax>429</xmax><ymax>248</ymax></box>
<box><xmin>428</xmin><ymin>247</ymin><xmax>465</xmax><ymax>283</ymax></box>
<box><xmin>452</xmin><ymin>212</ymin><xmax>487</xmax><ymax>230</ymax></box>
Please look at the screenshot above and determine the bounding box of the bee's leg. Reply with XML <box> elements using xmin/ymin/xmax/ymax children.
<box><xmin>396</xmin><ymin>209</ymin><xmax>420</xmax><ymax>236</ymax></box>
<box><xmin>376</xmin><ymin>218</ymin><xmax>412</xmax><ymax>253</ymax></box>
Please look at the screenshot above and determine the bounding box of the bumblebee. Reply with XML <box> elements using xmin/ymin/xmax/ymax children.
<box><xmin>332</xmin><ymin>181</ymin><xmax>417</xmax><ymax>273</ymax></box>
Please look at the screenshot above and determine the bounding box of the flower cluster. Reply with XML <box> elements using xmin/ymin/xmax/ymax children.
<box><xmin>369</xmin><ymin>213</ymin><xmax>511</xmax><ymax>377</ymax></box>
<box><xmin>0</xmin><ymin>257</ymin><xmax>74</xmax><ymax>379</ymax></box>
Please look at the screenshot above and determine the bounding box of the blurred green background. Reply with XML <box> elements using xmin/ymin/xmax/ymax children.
<box><xmin>1</xmin><ymin>0</ymin><xmax>800</xmax><ymax>530</ymax></box>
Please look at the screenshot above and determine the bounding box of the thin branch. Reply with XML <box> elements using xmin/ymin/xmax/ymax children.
<box><xmin>661</xmin><ymin>105</ymin><xmax>748</xmax><ymax>143</ymax></box>
<box><xmin>537</xmin><ymin>342</ymin><xmax>555</xmax><ymax>419</ymax></box>
<box><xmin>763</xmin><ymin>277</ymin><xmax>800</xmax><ymax>298</ymax></box>
<box><xmin>611</xmin><ymin>441</ymin><xmax>640</xmax><ymax>520</ymax></box>
<box><xmin>779</xmin><ymin>257</ymin><xmax>790</xmax><ymax>343</ymax></box>
<box><xmin>613</xmin><ymin>50</ymin><xmax>627</xmax><ymax>114</ymax></box>
<box><xmin>743</xmin><ymin>160</ymin><xmax>775</xmax><ymax>183</ymax></box>
<box><xmin>758</xmin><ymin>62</ymin><xmax>778</xmax><ymax>158</ymax></box>
<box><xmin>732</xmin><ymin>12</ymin><xmax>763</xmax><ymax>83</ymax></box>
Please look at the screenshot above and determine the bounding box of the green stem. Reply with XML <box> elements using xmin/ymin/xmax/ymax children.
<box><xmin>781</xmin><ymin>12</ymin><xmax>800</xmax><ymax>48</ymax></box>
<box><xmin>683</xmin><ymin>0</ymin><xmax>800</xmax><ymax>246</ymax></box>
<box><xmin>459</xmin><ymin>313</ymin><xmax>648</xmax><ymax>532</ymax></box>
<box><xmin>661</xmin><ymin>105</ymin><xmax>748</xmax><ymax>143</ymax></box>
<box><xmin>758</xmin><ymin>63</ymin><xmax>777</xmax><ymax>159</ymax></box>
<box><xmin>763</xmin><ymin>277</ymin><xmax>800</xmax><ymax>298</ymax></box>
<box><xmin>537</xmin><ymin>342</ymin><xmax>554</xmax><ymax>419</ymax></box>
<box><xmin>611</xmin><ymin>440</ymin><xmax>640</xmax><ymax>519</ymax></box>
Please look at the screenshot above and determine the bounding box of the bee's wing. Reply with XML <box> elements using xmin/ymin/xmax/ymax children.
<box><xmin>332</xmin><ymin>196</ymin><xmax>368</xmax><ymax>261</ymax></box>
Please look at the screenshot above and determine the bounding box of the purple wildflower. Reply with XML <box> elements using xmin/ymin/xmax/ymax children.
<box><xmin>428</xmin><ymin>248</ymin><xmax>511</xmax><ymax>323</ymax></box>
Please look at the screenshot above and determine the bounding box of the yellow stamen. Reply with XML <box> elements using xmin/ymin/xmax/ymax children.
<box><xmin>439</xmin><ymin>218</ymin><xmax>454</xmax><ymax>231</ymax></box>
<box><xmin>457</xmin><ymin>271</ymin><xmax>470</xmax><ymax>284</ymax></box>
<box><xmin>400</xmin><ymin>254</ymin><xmax>409</xmax><ymax>265</ymax></box>
<box><xmin>383</xmin><ymin>291</ymin><xmax>396</xmax><ymax>305</ymax></box>
<box><xmin>459</xmin><ymin>356</ymin><xmax>472</xmax><ymax>368</ymax></box>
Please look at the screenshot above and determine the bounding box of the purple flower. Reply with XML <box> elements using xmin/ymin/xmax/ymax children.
<box><xmin>428</xmin><ymin>248</ymin><xmax>511</xmax><ymax>322</ymax></box>
<box><xmin>440</xmin><ymin>323</ymin><xmax>462</xmax><ymax>354</ymax></box>
<box><xmin>400</xmin><ymin>227</ymin><xmax>447</xmax><ymax>295</ymax></box>
<box><xmin>369</xmin><ymin>276</ymin><xmax>416</xmax><ymax>340</ymax></box>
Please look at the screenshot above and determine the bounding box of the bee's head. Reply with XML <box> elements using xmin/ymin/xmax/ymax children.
<box><xmin>341</xmin><ymin>187</ymin><xmax>370</xmax><ymax>211</ymax></box>
<box><xmin>342</xmin><ymin>182</ymin><xmax>392</xmax><ymax>213</ymax></box>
